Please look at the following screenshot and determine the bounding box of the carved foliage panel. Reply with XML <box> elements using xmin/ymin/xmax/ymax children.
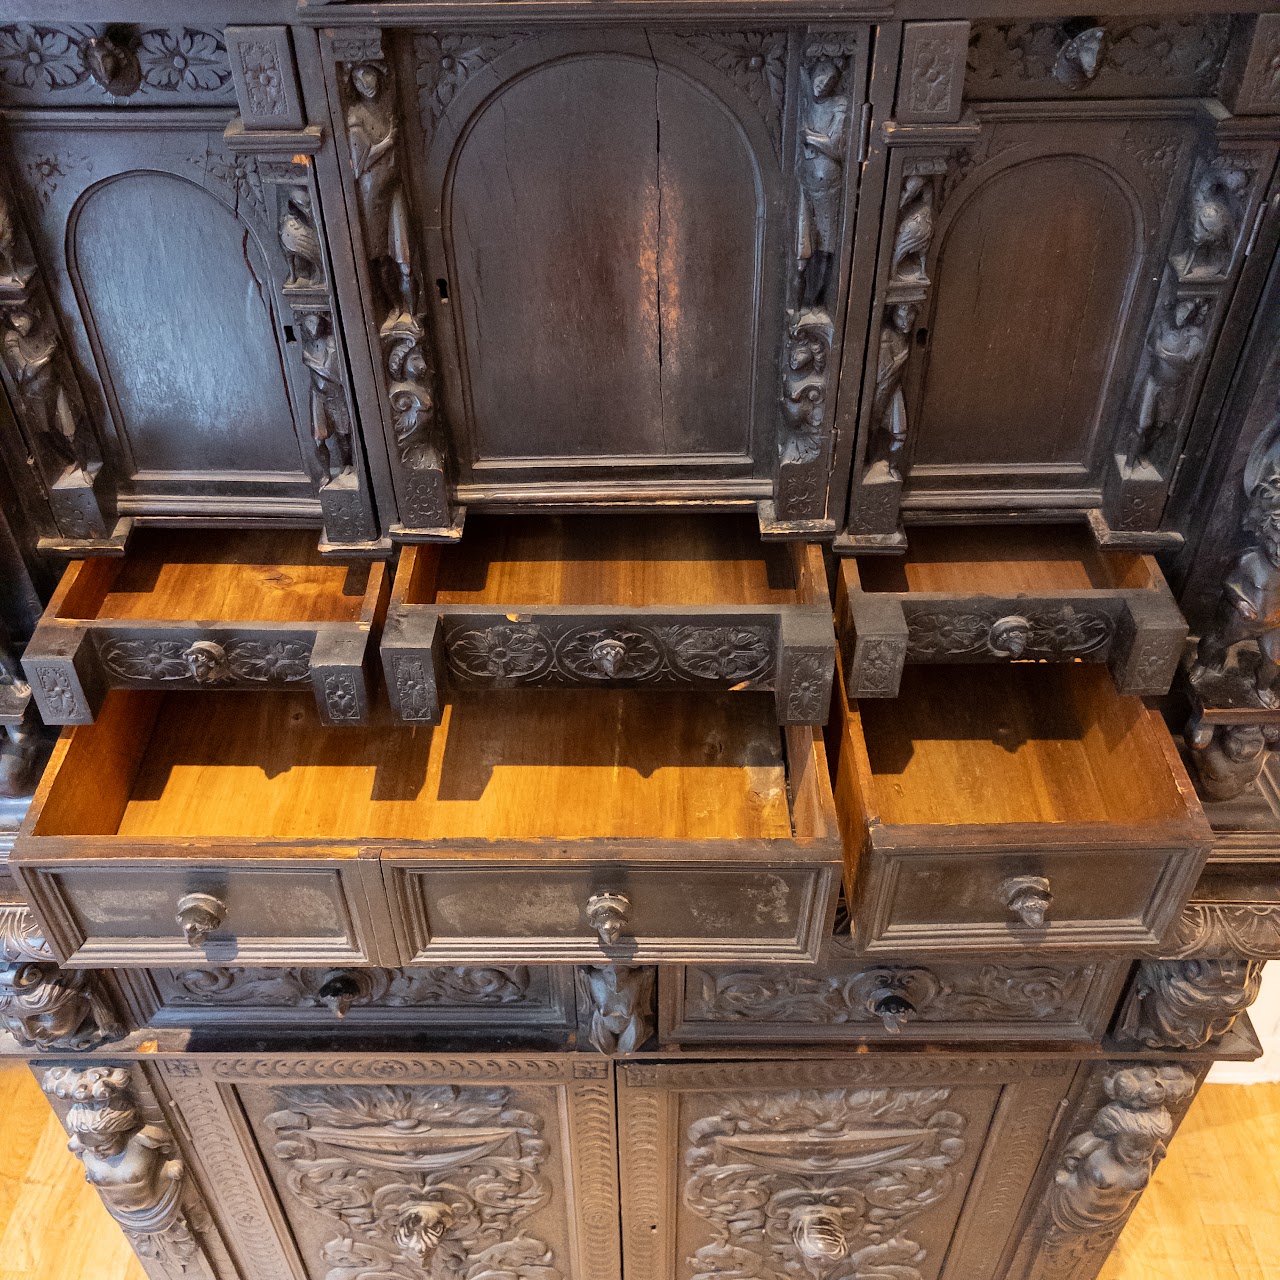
<box><xmin>623</xmin><ymin>1073</ymin><xmax>1000</xmax><ymax>1280</ymax></box>
<box><xmin>236</xmin><ymin>1069</ymin><xmax>615</xmax><ymax>1280</ymax></box>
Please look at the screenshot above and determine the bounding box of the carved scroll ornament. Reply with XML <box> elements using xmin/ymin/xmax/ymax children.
<box><xmin>43</xmin><ymin>1066</ymin><xmax>212</xmax><ymax>1278</ymax></box>
<box><xmin>685</xmin><ymin>1088</ymin><xmax>965</xmax><ymax>1280</ymax></box>
<box><xmin>265</xmin><ymin>1083</ymin><xmax>560</xmax><ymax>1280</ymax></box>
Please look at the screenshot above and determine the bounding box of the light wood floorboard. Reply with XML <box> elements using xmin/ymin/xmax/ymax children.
<box><xmin>0</xmin><ymin>1063</ymin><xmax>1275</xmax><ymax>1279</ymax></box>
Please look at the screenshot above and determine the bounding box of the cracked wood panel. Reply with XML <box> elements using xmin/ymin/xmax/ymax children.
<box><xmin>407</xmin><ymin>28</ymin><xmax>780</xmax><ymax>490</ymax></box>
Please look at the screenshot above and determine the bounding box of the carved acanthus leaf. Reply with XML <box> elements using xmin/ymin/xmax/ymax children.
<box><xmin>1158</xmin><ymin>903</ymin><xmax>1280</xmax><ymax>960</ymax></box>
<box><xmin>677</xmin><ymin>32</ymin><xmax>787</xmax><ymax>152</ymax></box>
<box><xmin>413</xmin><ymin>33</ymin><xmax>531</xmax><ymax>129</ymax></box>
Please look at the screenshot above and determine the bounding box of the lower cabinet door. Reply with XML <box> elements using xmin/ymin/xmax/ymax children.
<box><xmin>618</xmin><ymin>1056</ymin><xmax>1075</xmax><ymax>1280</ymax></box>
<box><xmin>159</xmin><ymin>1054</ymin><xmax>621</xmax><ymax>1280</ymax></box>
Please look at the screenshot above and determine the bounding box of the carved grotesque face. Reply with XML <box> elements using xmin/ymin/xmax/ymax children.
<box><xmin>395</xmin><ymin>1202</ymin><xmax>453</xmax><ymax>1262</ymax></box>
<box><xmin>1223</xmin><ymin>725</ymin><xmax>1266</xmax><ymax>762</ymax></box>
<box><xmin>183</xmin><ymin>641</ymin><xmax>230</xmax><ymax>685</ymax></box>
<box><xmin>590</xmin><ymin>638</ymin><xmax>628</xmax><ymax>678</ymax></box>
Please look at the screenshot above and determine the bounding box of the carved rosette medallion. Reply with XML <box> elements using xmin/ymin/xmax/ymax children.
<box><xmin>685</xmin><ymin>1088</ymin><xmax>966</xmax><ymax>1280</ymax></box>
<box><xmin>265</xmin><ymin>1083</ymin><xmax>560</xmax><ymax>1280</ymax></box>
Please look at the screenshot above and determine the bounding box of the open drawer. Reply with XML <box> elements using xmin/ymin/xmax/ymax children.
<box><xmin>830</xmin><ymin>663</ymin><xmax>1211</xmax><ymax>955</ymax></box>
<box><xmin>837</xmin><ymin>525</ymin><xmax>1186</xmax><ymax>698</ymax></box>
<box><xmin>380</xmin><ymin>514</ymin><xmax>835</xmax><ymax>724</ymax></box>
<box><xmin>22</xmin><ymin>530</ymin><xmax>389</xmax><ymax>727</ymax></box>
<box><xmin>378</xmin><ymin>686</ymin><xmax>842</xmax><ymax>964</ymax></box>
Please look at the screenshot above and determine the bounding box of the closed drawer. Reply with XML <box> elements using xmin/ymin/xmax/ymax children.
<box><xmin>831</xmin><ymin>662</ymin><xmax>1211</xmax><ymax>954</ymax></box>
<box><xmin>837</xmin><ymin>526</ymin><xmax>1186</xmax><ymax>698</ymax></box>
<box><xmin>380</xmin><ymin>686</ymin><xmax>842</xmax><ymax>963</ymax></box>
<box><xmin>117</xmin><ymin>963</ymin><xmax>575</xmax><ymax>1034</ymax></box>
<box><xmin>381</xmin><ymin>515</ymin><xmax>835</xmax><ymax>724</ymax></box>
<box><xmin>23</xmin><ymin>530</ymin><xmax>388</xmax><ymax>727</ymax></box>
<box><xmin>662</xmin><ymin>958</ymin><xmax>1128</xmax><ymax>1045</ymax></box>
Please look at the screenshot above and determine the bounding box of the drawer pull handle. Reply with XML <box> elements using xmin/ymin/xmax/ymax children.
<box><xmin>394</xmin><ymin>1202</ymin><xmax>453</xmax><ymax>1264</ymax></box>
<box><xmin>317</xmin><ymin>972</ymin><xmax>362</xmax><ymax>1017</ymax></box>
<box><xmin>586</xmin><ymin>892</ymin><xmax>631</xmax><ymax>947</ymax></box>
<box><xmin>871</xmin><ymin>992</ymin><xmax>916</xmax><ymax>1033</ymax></box>
<box><xmin>791</xmin><ymin>1206</ymin><xmax>848</xmax><ymax>1261</ymax></box>
<box><xmin>175</xmin><ymin>892</ymin><xmax>227</xmax><ymax>948</ymax></box>
<box><xmin>999</xmin><ymin>875</ymin><xmax>1052</xmax><ymax>929</ymax></box>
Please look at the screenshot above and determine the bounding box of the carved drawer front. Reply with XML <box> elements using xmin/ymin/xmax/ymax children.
<box><xmin>382</xmin><ymin>516</ymin><xmax>836</xmax><ymax>724</ymax></box>
<box><xmin>378</xmin><ymin>687</ymin><xmax>841</xmax><ymax>963</ymax></box>
<box><xmin>121</xmin><ymin>964</ymin><xmax>575</xmax><ymax>1035</ymax></box>
<box><xmin>0</xmin><ymin>91</ymin><xmax>380</xmax><ymax>551</ymax></box>
<box><xmin>837</xmin><ymin>527</ymin><xmax>1186</xmax><ymax>698</ymax></box>
<box><xmin>24</xmin><ymin>531</ymin><xmax>389</xmax><ymax>726</ymax></box>
<box><xmin>160</xmin><ymin>1054</ymin><xmax>622</xmax><ymax>1280</ymax></box>
<box><xmin>831</xmin><ymin>662</ymin><xmax>1211</xmax><ymax>954</ymax></box>
<box><xmin>11</xmin><ymin>689</ymin><xmax>398</xmax><ymax>966</ymax></box>
<box><xmin>843</xmin><ymin>21</ymin><xmax>1277</xmax><ymax>551</ymax></box>
<box><xmin>618</xmin><ymin>1055</ymin><xmax>1075</xmax><ymax>1280</ymax></box>
<box><xmin>662</xmin><ymin>958</ymin><xmax>1128</xmax><ymax>1045</ymax></box>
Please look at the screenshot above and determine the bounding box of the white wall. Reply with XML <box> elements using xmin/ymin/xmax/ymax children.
<box><xmin>1209</xmin><ymin>961</ymin><xmax>1280</xmax><ymax>1083</ymax></box>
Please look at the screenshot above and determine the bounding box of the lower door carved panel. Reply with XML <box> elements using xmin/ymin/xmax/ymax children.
<box><xmin>159</xmin><ymin>1054</ymin><xmax>621</xmax><ymax>1280</ymax></box>
<box><xmin>617</xmin><ymin>1056</ymin><xmax>1075</xmax><ymax>1280</ymax></box>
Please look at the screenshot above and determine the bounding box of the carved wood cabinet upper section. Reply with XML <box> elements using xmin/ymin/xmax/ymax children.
<box><xmin>2</xmin><ymin>13</ymin><xmax>1279</xmax><ymax>549</ymax></box>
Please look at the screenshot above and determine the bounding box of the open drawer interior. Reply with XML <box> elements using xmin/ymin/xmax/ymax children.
<box><xmin>382</xmin><ymin>514</ymin><xmax>836</xmax><ymax>724</ymax></box>
<box><xmin>23</xmin><ymin>530</ymin><xmax>388</xmax><ymax>726</ymax></box>
<box><xmin>17</xmin><ymin>685</ymin><xmax>841</xmax><ymax>965</ymax></box>
<box><xmin>838</xmin><ymin>524</ymin><xmax>1186</xmax><ymax>698</ymax></box>
<box><xmin>830</xmin><ymin>663</ymin><xmax>1210</xmax><ymax>953</ymax></box>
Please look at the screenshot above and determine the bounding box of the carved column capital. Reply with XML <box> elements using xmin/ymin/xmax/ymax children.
<box><xmin>576</xmin><ymin>965</ymin><xmax>655</xmax><ymax>1055</ymax></box>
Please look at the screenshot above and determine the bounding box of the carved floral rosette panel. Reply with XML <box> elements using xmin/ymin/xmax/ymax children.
<box><xmin>94</xmin><ymin>632</ymin><xmax>314</xmax><ymax>688</ymax></box>
<box><xmin>203</xmin><ymin>1058</ymin><xmax>620</xmax><ymax>1280</ymax></box>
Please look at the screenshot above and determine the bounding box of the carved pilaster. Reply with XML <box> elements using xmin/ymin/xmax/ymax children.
<box><xmin>576</xmin><ymin>965</ymin><xmax>655</xmax><ymax>1054</ymax></box>
<box><xmin>1115</xmin><ymin>956</ymin><xmax>1264</xmax><ymax>1049</ymax></box>
<box><xmin>336</xmin><ymin>31</ymin><xmax>456</xmax><ymax>539</ymax></box>
<box><xmin>771</xmin><ymin>33</ymin><xmax>860</xmax><ymax>529</ymax></box>
<box><xmin>1017</xmin><ymin>1064</ymin><xmax>1198</xmax><ymax>1280</ymax></box>
<box><xmin>0</xmin><ymin>185</ymin><xmax>109</xmax><ymax>543</ymax></box>
<box><xmin>41</xmin><ymin>1065</ymin><xmax>217</xmax><ymax>1280</ymax></box>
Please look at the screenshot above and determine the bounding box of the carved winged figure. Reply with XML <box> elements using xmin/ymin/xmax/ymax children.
<box><xmin>796</xmin><ymin>59</ymin><xmax>850</xmax><ymax>309</ymax></box>
<box><xmin>279</xmin><ymin>187</ymin><xmax>323</xmax><ymax>287</ymax></box>
<box><xmin>891</xmin><ymin>176</ymin><xmax>934</xmax><ymax>282</ymax></box>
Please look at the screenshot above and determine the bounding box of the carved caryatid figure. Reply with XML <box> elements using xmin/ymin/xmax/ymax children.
<box><xmin>891</xmin><ymin>175</ymin><xmax>934</xmax><ymax>283</ymax></box>
<box><xmin>1121</xmin><ymin>957</ymin><xmax>1264</xmax><ymax>1049</ymax></box>
<box><xmin>345</xmin><ymin>62</ymin><xmax>415</xmax><ymax>322</ymax></box>
<box><xmin>300</xmin><ymin>311</ymin><xmax>353</xmax><ymax>478</ymax></box>
<box><xmin>1127</xmin><ymin>296</ymin><xmax>1207</xmax><ymax>469</ymax></box>
<box><xmin>1048</xmin><ymin>1066</ymin><xmax>1194</xmax><ymax>1241</ymax></box>
<box><xmin>2</xmin><ymin>307</ymin><xmax>85</xmax><ymax>473</ymax></box>
<box><xmin>279</xmin><ymin>187</ymin><xmax>323</xmax><ymax>288</ymax></box>
<box><xmin>796</xmin><ymin>58</ymin><xmax>850</xmax><ymax>310</ymax></box>
<box><xmin>1193</xmin><ymin>470</ymin><xmax>1280</xmax><ymax>706</ymax></box>
<box><xmin>782</xmin><ymin>312</ymin><xmax>832</xmax><ymax>456</ymax></box>
<box><xmin>43</xmin><ymin>1067</ymin><xmax>185</xmax><ymax>1225</ymax></box>
<box><xmin>868</xmin><ymin>303</ymin><xmax>916</xmax><ymax>479</ymax></box>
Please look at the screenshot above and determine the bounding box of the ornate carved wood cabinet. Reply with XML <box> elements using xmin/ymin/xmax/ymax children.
<box><xmin>2</xmin><ymin>6</ymin><xmax>1280</xmax><ymax>1280</ymax></box>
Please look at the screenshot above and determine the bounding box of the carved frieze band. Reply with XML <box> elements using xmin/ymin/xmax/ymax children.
<box><xmin>966</xmin><ymin>18</ymin><xmax>1231</xmax><ymax>98</ymax></box>
<box><xmin>775</xmin><ymin>34</ymin><xmax>859</xmax><ymax>523</ymax></box>
<box><xmin>1116</xmin><ymin>956</ymin><xmax>1264</xmax><ymax>1050</ymax></box>
<box><xmin>42</xmin><ymin>1065</ymin><xmax>217</xmax><ymax>1280</ymax></box>
<box><xmin>903</xmin><ymin>603</ymin><xmax>1115</xmax><ymax>660</ymax></box>
<box><xmin>685</xmin><ymin>962</ymin><xmax>1092</xmax><ymax>1028</ymax></box>
<box><xmin>1157</xmin><ymin>902</ymin><xmax>1280</xmax><ymax>959</ymax></box>
<box><xmin>96</xmin><ymin>634</ymin><xmax>313</xmax><ymax>686</ymax></box>
<box><xmin>265</xmin><ymin>1082</ymin><xmax>562</xmax><ymax>1280</ymax></box>
<box><xmin>1023</xmin><ymin>1064</ymin><xmax>1198</xmax><ymax>1279</ymax></box>
<box><xmin>684</xmin><ymin>1087</ymin><xmax>967</xmax><ymax>1280</ymax></box>
<box><xmin>339</xmin><ymin>29</ymin><xmax>452</xmax><ymax>533</ymax></box>
<box><xmin>211</xmin><ymin>1055</ymin><xmax>587</xmax><ymax>1083</ymax></box>
<box><xmin>0</xmin><ymin>25</ymin><xmax>235</xmax><ymax>105</ymax></box>
<box><xmin>442</xmin><ymin>618</ymin><xmax>777</xmax><ymax>686</ymax></box>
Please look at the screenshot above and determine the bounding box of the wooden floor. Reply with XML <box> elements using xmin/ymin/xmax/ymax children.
<box><xmin>0</xmin><ymin>1063</ymin><xmax>1276</xmax><ymax>1280</ymax></box>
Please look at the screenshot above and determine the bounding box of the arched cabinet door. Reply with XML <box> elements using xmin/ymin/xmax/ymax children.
<box><xmin>842</xmin><ymin>16</ymin><xmax>1280</xmax><ymax>551</ymax></box>
<box><xmin>324</xmin><ymin>26</ymin><xmax>870</xmax><ymax>538</ymax></box>
<box><xmin>0</xmin><ymin>26</ymin><xmax>379</xmax><ymax>551</ymax></box>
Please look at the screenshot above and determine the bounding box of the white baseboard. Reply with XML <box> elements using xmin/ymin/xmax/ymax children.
<box><xmin>1209</xmin><ymin>961</ymin><xmax>1280</xmax><ymax>1084</ymax></box>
